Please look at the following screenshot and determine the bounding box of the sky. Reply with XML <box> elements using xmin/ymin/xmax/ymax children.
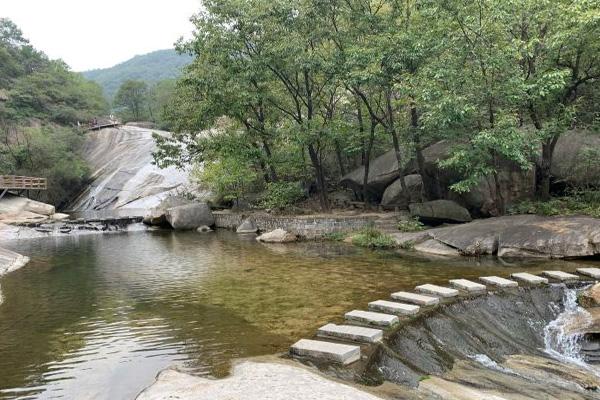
<box><xmin>0</xmin><ymin>0</ymin><xmax>203</xmax><ymax>71</ymax></box>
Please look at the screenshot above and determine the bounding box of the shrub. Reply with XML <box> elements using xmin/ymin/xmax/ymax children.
<box><xmin>508</xmin><ymin>189</ymin><xmax>600</xmax><ymax>218</ymax></box>
<box><xmin>260</xmin><ymin>181</ymin><xmax>305</xmax><ymax>210</ymax></box>
<box><xmin>397</xmin><ymin>217</ymin><xmax>425</xmax><ymax>232</ymax></box>
<box><xmin>351</xmin><ymin>227</ymin><xmax>396</xmax><ymax>249</ymax></box>
<box><xmin>322</xmin><ymin>231</ymin><xmax>346</xmax><ymax>241</ymax></box>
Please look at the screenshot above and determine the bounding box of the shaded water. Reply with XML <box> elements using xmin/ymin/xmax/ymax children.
<box><xmin>0</xmin><ymin>230</ymin><xmax>598</xmax><ymax>399</ymax></box>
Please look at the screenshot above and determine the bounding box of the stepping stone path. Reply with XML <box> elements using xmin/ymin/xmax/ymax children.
<box><xmin>480</xmin><ymin>276</ymin><xmax>518</xmax><ymax>288</ymax></box>
<box><xmin>415</xmin><ymin>284</ymin><xmax>459</xmax><ymax>298</ymax></box>
<box><xmin>368</xmin><ymin>300</ymin><xmax>420</xmax><ymax>316</ymax></box>
<box><xmin>345</xmin><ymin>310</ymin><xmax>399</xmax><ymax>327</ymax></box>
<box><xmin>391</xmin><ymin>291</ymin><xmax>439</xmax><ymax>306</ymax></box>
<box><xmin>290</xmin><ymin>339</ymin><xmax>360</xmax><ymax>365</ymax></box>
<box><xmin>578</xmin><ymin>268</ymin><xmax>600</xmax><ymax>279</ymax></box>
<box><xmin>542</xmin><ymin>270</ymin><xmax>579</xmax><ymax>281</ymax></box>
<box><xmin>317</xmin><ymin>323</ymin><xmax>383</xmax><ymax>343</ymax></box>
<box><xmin>449</xmin><ymin>279</ymin><xmax>487</xmax><ymax>293</ymax></box>
<box><xmin>511</xmin><ymin>272</ymin><xmax>548</xmax><ymax>285</ymax></box>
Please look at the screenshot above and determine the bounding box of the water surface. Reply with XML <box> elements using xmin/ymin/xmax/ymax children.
<box><xmin>0</xmin><ymin>230</ymin><xmax>597</xmax><ymax>399</ymax></box>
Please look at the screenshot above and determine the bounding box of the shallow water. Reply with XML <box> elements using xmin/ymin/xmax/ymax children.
<box><xmin>0</xmin><ymin>230</ymin><xmax>598</xmax><ymax>399</ymax></box>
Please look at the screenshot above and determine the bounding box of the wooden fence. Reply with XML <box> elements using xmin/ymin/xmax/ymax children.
<box><xmin>0</xmin><ymin>175</ymin><xmax>47</xmax><ymax>190</ymax></box>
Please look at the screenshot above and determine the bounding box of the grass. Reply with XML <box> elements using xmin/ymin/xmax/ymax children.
<box><xmin>322</xmin><ymin>231</ymin><xmax>346</xmax><ymax>241</ymax></box>
<box><xmin>397</xmin><ymin>217</ymin><xmax>425</xmax><ymax>232</ymax></box>
<box><xmin>508</xmin><ymin>189</ymin><xmax>600</xmax><ymax>218</ymax></box>
<box><xmin>351</xmin><ymin>227</ymin><xmax>396</xmax><ymax>249</ymax></box>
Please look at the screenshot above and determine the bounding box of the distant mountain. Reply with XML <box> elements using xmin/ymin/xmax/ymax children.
<box><xmin>81</xmin><ymin>49</ymin><xmax>192</xmax><ymax>99</ymax></box>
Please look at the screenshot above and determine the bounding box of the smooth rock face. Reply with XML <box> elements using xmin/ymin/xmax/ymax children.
<box><xmin>415</xmin><ymin>284</ymin><xmax>459</xmax><ymax>298</ymax></box>
<box><xmin>380</xmin><ymin>174</ymin><xmax>423</xmax><ymax>207</ymax></box>
<box><xmin>542</xmin><ymin>270</ymin><xmax>579</xmax><ymax>281</ymax></box>
<box><xmin>165</xmin><ymin>203</ymin><xmax>215</xmax><ymax>230</ymax></box>
<box><xmin>136</xmin><ymin>362</ymin><xmax>383</xmax><ymax>400</ymax></box>
<box><xmin>0</xmin><ymin>195</ymin><xmax>56</xmax><ymax>224</ymax></box>
<box><xmin>317</xmin><ymin>323</ymin><xmax>383</xmax><ymax>343</ymax></box>
<box><xmin>511</xmin><ymin>272</ymin><xmax>548</xmax><ymax>285</ymax></box>
<box><xmin>368</xmin><ymin>300</ymin><xmax>420</xmax><ymax>316</ymax></box>
<box><xmin>391</xmin><ymin>291</ymin><xmax>439</xmax><ymax>306</ymax></box>
<box><xmin>579</xmin><ymin>283</ymin><xmax>600</xmax><ymax>308</ymax></box>
<box><xmin>290</xmin><ymin>339</ymin><xmax>360</xmax><ymax>365</ymax></box>
<box><xmin>144</xmin><ymin>196</ymin><xmax>192</xmax><ymax>226</ymax></box>
<box><xmin>577</xmin><ymin>267</ymin><xmax>600</xmax><ymax>279</ymax></box>
<box><xmin>69</xmin><ymin>126</ymin><xmax>199</xmax><ymax>211</ymax></box>
<box><xmin>345</xmin><ymin>310</ymin><xmax>399</xmax><ymax>327</ymax></box>
<box><xmin>551</xmin><ymin>129</ymin><xmax>600</xmax><ymax>187</ymax></box>
<box><xmin>449</xmin><ymin>279</ymin><xmax>487</xmax><ymax>293</ymax></box>
<box><xmin>0</xmin><ymin>247</ymin><xmax>30</xmax><ymax>277</ymax></box>
<box><xmin>409</xmin><ymin>200</ymin><xmax>472</xmax><ymax>223</ymax></box>
<box><xmin>480</xmin><ymin>276</ymin><xmax>518</xmax><ymax>288</ymax></box>
<box><xmin>236</xmin><ymin>218</ymin><xmax>258</xmax><ymax>233</ymax></box>
<box><xmin>256</xmin><ymin>229</ymin><xmax>297</xmax><ymax>243</ymax></box>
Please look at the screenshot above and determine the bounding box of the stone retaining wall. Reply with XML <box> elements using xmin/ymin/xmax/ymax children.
<box><xmin>213</xmin><ymin>211</ymin><xmax>398</xmax><ymax>239</ymax></box>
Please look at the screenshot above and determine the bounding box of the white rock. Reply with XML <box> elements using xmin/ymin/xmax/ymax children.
<box><xmin>480</xmin><ymin>276</ymin><xmax>518</xmax><ymax>288</ymax></box>
<box><xmin>345</xmin><ymin>310</ymin><xmax>399</xmax><ymax>327</ymax></box>
<box><xmin>577</xmin><ymin>268</ymin><xmax>600</xmax><ymax>279</ymax></box>
<box><xmin>542</xmin><ymin>270</ymin><xmax>579</xmax><ymax>281</ymax></box>
<box><xmin>510</xmin><ymin>272</ymin><xmax>548</xmax><ymax>285</ymax></box>
<box><xmin>449</xmin><ymin>279</ymin><xmax>487</xmax><ymax>293</ymax></box>
<box><xmin>256</xmin><ymin>228</ymin><xmax>297</xmax><ymax>243</ymax></box>
<box><xmin>390</xmin><ymin>291</ymin><xmax>439</xmax><ymax>306</ymax></box>
<box><xmin>415</xmin><ymin>284</ymin><xmax>459</xmax><ymax>298</ymax></box>
<box><xmin>290</xmin><ymin>339</ymin><xmax>360</xmax><ymax>365</ymax></box>
<box><xmin>368</xmin><ymin>300</ymin><xmax>420</xmax><ymax>316</ymax></box>
<box><xmin>317</xmin><ymin>323</ymin><xmax>383</xmax><ymax>343</ymax></box>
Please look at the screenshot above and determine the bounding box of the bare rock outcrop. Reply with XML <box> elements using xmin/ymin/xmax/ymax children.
<box><xmin>165</xmin><ymin>203</ymin><xmax>214</xmax><ymax>230</ymax></box>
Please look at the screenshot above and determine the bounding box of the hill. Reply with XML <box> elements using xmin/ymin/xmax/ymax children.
<box><xmin>81</xmin><ymin>49</ymin><xmax>192</xmax><ymax>99</ymax></box>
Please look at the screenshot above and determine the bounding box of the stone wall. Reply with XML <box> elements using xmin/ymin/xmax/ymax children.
<box><xmin>213</xmin><ymin>211</ymin><xmax>399</xmax><ymax>239</ymax></box>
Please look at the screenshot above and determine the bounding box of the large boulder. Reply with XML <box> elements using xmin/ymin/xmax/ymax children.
<box><xmin>165</xmin><ymin>203</ymin><xmax>214</xmax><ymax>230</ymax></box>
<box><xmin>550</xmin><ymin>129</ymin><xmax>600</xmax><ymax>187</ymax></box>
<box><xmin>0</xmin><ymin>195</ymin><xmax>55</xmax><ymax>216</ymax></box>
<box><xmin>381</xmin><ymin>174</ymin><xmax>423</xmax><ymax>207</ymax></box>
<box><xmin>579</xmin><ymin>283</ymin><xmax>600</xmax><ymax>308</ymax></box>
<box><xmin>256</xmin><ymin>229</ymin><xmax>297</xmax><ymax>243</ymax></box>
<box><xmin>143</xmin><ymin>196</ymin><xmax>192</xmax><ymax>226</ymax></box>
<box><xmin>236</xmin><ymin>218</ymin><xmax>258</xmax><ymax>234</ymax></box>
<box><xmin>409</xmin><ymin>200</ymin><xmax>472</xmax><ymax>224</ymax></box>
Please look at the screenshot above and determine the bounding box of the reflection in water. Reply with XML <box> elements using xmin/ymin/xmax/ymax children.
<box><xmin>0</xmin><ymin>230</ymin><xmax>597</xmax><ymax>399</ymax></box>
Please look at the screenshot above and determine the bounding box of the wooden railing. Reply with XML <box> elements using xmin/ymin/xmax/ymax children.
<box><xmin>0</xmin><ymin>175</ymin><xmax>47</xmax><ymax>190</ymax></box>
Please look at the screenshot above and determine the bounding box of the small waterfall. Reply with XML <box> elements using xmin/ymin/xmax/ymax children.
<box><xmin>543</xmin><ymin>288</ymin><xmax>597</xmax><ymax>374</ymax></box>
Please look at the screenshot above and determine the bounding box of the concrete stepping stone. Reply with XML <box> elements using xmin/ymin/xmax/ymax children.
<box><xmin>511</xmin><ymin>272</ymin><xmax>548</xmax><ymax>285</ymax></box>
<box><xmin>317</xmin><ymin>323</ymin><xmax>383</xmax><ymax>343</ymax></box>
<box><xmin>577</xmin><ymin>268</ymin><xmax>600</xmax><ymax>279</ymax></box>
<box><xmin>480</xmin><ymin>276</ymin><xmax>518</xmax><ymax>288</ymax></box>
<box><xmin>368</xmin><ymin>300</ymin><xmax>420</xmax><ymax>316</ymax></box>
<box><xmin>345</xmin><ymin>310</ymin><xmax>399</xmax><ymax>327</ymax></box>
<box><xmin>391</xmin><ymin>291</ymin><xmax>439</xmax><ymax>306</ymax></box>
<box><xmin>415</xmin><ymin>284</ymin><xmax>459</xmax><ymax>298</ymax></box>
<box><xmin>290</xmin><ymin>339</ymin><xmax>360</xmax><ymax>365</ymax></box>
<box><xmin>449</xmin><ymin>279</ymin><xmax>487</xmax><ymax>293</ymax></box>
<box><xmin>542</xmin><ymin>271</ymin><xmax>579</xmax><ymax>281</ymax></box>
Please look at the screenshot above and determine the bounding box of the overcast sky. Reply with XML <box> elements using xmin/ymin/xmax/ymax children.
<box><xmin>0</xmin><ymin>0</ymin><xmax>202</xmax><ymax>71</ymax></box>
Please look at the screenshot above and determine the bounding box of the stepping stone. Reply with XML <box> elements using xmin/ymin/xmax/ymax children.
<box><xmin>391</xmin><ymin>291</ymin><xmax>439</xmax><ymax>306</ymax></box>
<box><xmin>317</xmin><ymin>323</ymin><xmax>383</xmax><ymax>343</ymax></box>
<box><xmin>449</xmin><ymin>279</ymin><xmax>487</xmax><ymax>293</ymax></box>
<box><xmin>480</xmin><ymin>276</ymin><xmax>518</xmax><ymax>288</ymax></box>
<box><xmin>511</xmin><ymin>272</ymin><xmax>548</xmax><ymax>285</ymax></box>
<box><xmin>542</xmin><ymin>271</ymin><xmax>579</xmax><ymax>281</ymax></box>
<box><xmin>290</xmin><ymin>339</ymin><xmax>360</xmax><ymax>365</ymax></box>
<box><xmin>369</xmin><ymin>300</ymin><xmax>420</xmax><ymax>316</ymax></box>
<box><xmin>577</xmin><ymin>268</ymin><xmax>600</xmax><ymax>279</ymax></box>
<box><xmin>415</xmin><ymin>284</ymin><xmax>459</xmax><ymax>298</ymax></box>
<box><xmin>345</xmin><ymin>310</ymin><xmax>399</xmax><ymax>327</ymax></box>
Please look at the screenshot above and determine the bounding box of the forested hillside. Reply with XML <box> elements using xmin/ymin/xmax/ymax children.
<box><xmin>0</xmin><ymin>18</ymin><xmax>108</xmax><ymax>207</ymax></box>
<box><xmin>82</xmin><ymin>49</ymin><xmax>192</xmax><ymax>99</ymax></box>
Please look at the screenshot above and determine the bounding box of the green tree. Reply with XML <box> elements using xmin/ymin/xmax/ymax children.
<box><xmin>114</xmin><ymin>80</ymin><xmax>148</xmax><ymax>121</ymax></box>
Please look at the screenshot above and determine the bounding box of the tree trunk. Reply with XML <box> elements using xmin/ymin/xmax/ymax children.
<box><xmin>308</xmin><ymin>144</ymin><xmax>329</xmax><ymax>211</ymax></box>
<box><xmin>410</xmin><ymin>104</ymin><xmax>436</xmax><ymax>201</ymax></box>
<box><xmin>386</xmin><ymin>90</ymin><xmax>408</xmax><ymax>195</ymax></box>
<box><xmin>362</xmin><ymin>119</ymin><xmax>377</xmax><ymax>209</ymax></box>
<box><xmin>537</xmin><ymin>135</ymin><xmax>559</xmax><ymax>200</ymax></box>
<box><xmin>334</xmin><ymin>141</ymin><xmax>346</xmax><ymax>176</ymax></box>
<box><xmin>261</xmin><ymin>139</ymin><xmax>278</xmax><ymax>182</ymax></box>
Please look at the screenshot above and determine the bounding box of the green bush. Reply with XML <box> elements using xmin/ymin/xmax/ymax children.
<box><xmin>351</xmin><ymin>227</ymin><xmax>396</xmax><ymax>249</ymax></box>
<box><xmin>260</xmin><ymin>181</ymin><xmax>305</xmax><ymax>210</ymax></box>
<box><xmin>397</xmin><ymin>217</ymin><xmax>425</xmax><ymax>232</ymax></box>
<box><xmin>322</xmin><ymin>231</ymin><xmax>346</xmax><ymax>241</ymax></box>
<box><xmin>508</xmin><ymin>189</ymin><xmax>600</xmax><ymax>218</ymax></box>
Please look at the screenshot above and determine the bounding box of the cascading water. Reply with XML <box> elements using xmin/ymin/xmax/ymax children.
<box><xmin>543</xmin><ymin>287</ymin><xmax>598</xmax><ymax>376</ymax></box>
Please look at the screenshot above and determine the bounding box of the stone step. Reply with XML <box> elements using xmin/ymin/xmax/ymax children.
<box><xmin>391</xmin><ymin>291</ymin><xmax>439</xmax><ymax>306</ymax></box>
<box><xmin>511</xmin><ymin>272</ymin><xmax>548</xmax><ymax>285</ymax></box>
<box><xmin>577</xmin><ymin>267</ymin><xmax>600</xmax><ymax>279</ymax></box>
<box><xmin>449</xmin><ymin>279</ymin><xmax>487</xmax><ymax>293</ymax></box>
<box><xmin>317</xmin><ymin>323</ymin><xmax>383</xmax><ymax>343</ymax></box>
<box><xmin>542</xmin><ymin>271</ymin><xmax>579</xmax><ymax>281</ymax></box>
<box><xmin>345</xmin><ymin>310</ymin><xmax>399</xmax><ymax>327</ymax></box>
<box><xmin>368</xmin><ymin>300</ymin><xmax>420</xmax><ymax>316</ymax></box>
<box><xmin>480</xmin><ymin>276</ymin><xmax>518</xmax><ymax>288</ymax></box>
<box><xmin>290</xmin><ymin>339</ymin><xmax>360</xmax><ymax>365</ymax></box>
<box><xmin>415</xmin><ymin>284</ymin><xmax>459</xmax><ymax>298</ymax></box>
